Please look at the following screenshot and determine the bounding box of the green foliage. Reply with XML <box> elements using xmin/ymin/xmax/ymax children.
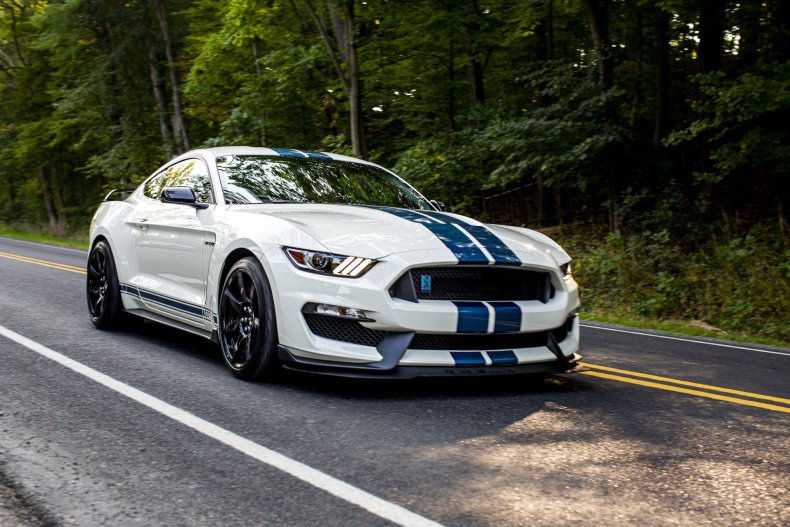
<box><xmin>560</xmin><ymin>224</ymin><xmax>790</xmax><ymax>341</ymax></box>
<box><xmin>666</xmin><ymin>64</ymin><xmax>790</xmax><ymax>184</ymax></box>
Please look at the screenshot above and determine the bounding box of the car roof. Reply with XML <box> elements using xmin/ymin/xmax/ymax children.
<box><xmin>173</xmin><ymin>146</ymin><xmax>380</xmax><ymax>169</ymax></box>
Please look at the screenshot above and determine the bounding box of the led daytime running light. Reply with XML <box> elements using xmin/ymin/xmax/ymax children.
<box><xmin>284</xmin><ymin>247</ymin><xmax>375</xmax><ymax>278</ymax></box>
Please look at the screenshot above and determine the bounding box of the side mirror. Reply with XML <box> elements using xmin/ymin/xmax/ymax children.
<box><xmin>161</xmin><ymin>186</ymin><xmax>208</xmax><ymax>209</ymax></box>
<box><xmin>430</xmin><ymin>199</ymin><xmax>449</xmax><ymax>212</ymax></box>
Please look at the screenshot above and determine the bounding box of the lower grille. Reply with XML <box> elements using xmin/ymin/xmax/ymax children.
<box><xmin>304</xmin><ymin>314</ymin><xmax>388</xmax><ymax>347</ymax></box>
<box><xmin>409</xmin><ymin>332</ymin><xmax>547</xmax><ymax>350</ymax></box>
<box><xmin>304</xmin><ymin>313</ymin><xmax>561</xmax><ymax>350</ymax></box>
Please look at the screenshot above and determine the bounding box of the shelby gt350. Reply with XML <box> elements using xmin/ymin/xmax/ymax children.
<box><xmin>87</xmin><ymin>147</ymin><xmax>580</xmax><ymax>379</ymax></box>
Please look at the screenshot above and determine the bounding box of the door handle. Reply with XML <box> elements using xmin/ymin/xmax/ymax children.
<box><xmin>136</xmin><ymin>218</ymin><xmax>148</xmax><ymax>223</ymax></box>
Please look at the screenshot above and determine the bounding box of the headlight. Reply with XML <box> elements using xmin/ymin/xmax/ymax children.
<box><xmin>284</xmin><ymin>247</ymin><xmax>376</xmax><ymax>277</ymax></box>
<box><xmin>560</xmin><ymin>261</ymin><xmax>572</xmax><ymax>280</ymax></box>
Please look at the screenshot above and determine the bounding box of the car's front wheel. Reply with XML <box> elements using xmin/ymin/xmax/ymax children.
<box><xmin>87</xmin><ymin>239</ymin><xmax>124</xmax><ymax>329</ymax></box>
<box><xmin>218</xmin><ymin>257</ymin><xmax>280</xmax><ymax>380</ymax></box>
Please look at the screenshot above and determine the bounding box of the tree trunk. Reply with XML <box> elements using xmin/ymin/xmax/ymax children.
<box><xmin>654</xmin><ymin>10</ymin><xmax>670</xmax><ymax>145</ymax></box>
<box><xmin>534</xmin><ymin>9</ymin><xmax>551</xmax><ymax>107</ymax></box>
<box><xmin>448</xmin><ymin>40</ymin><xmax>455</xmax><ymax>131</ymax></box>
<box><xmin>251</xmin><ymin>36</ymin><xmax>267</xmax><ymax>146</ymax></box>
<box><xmin>38</xmin><ymin>165</ymin><xmax>59</xmax><ymax>231</ymax></box>
<box><xmin>147</xmin><ymin>43</ymin><xmax>174</xmax><ymax>157</ymax></box>
<box><xmin>586</xmin><ymin>0</ymin><xmax>613</xmax><ymax>90</ymax></box>
<box><xmin>151</xmin><ymin>0</ymin><xmax>189</xmax><ymax>152</ymax></box>
<box><xmin>629</xmin><ymin>10</ymin><xmax>643</xmax><ymax>128</ymax></box>
<box><xmin>343</xmin><ymin>1</ymin><xmax>366</xmax><ymax>158</ymax></box>
<box><xmin>303</xmin><ymin>0</ymin><xmax>367</xmax><ymax>158</ymax></box>
<box><xmin>735</xmin><ymin>2</ymin><xmax>760</xmax><ymax>70</ymax></box>
<box><xmin>466</xmin><ymin>54</ymin><xmax>485</xmax><ymax>105</ymax></box>
<box><xmin>698</xmin><ymin>0</ymin><xmax>726</xmax><ymax>73</ymax></box>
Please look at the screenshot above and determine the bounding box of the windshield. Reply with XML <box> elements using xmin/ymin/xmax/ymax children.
<box><xmin>215</xmin><ymin>155</ymin><xmax>432</xmax><ymax>209</ymax></box>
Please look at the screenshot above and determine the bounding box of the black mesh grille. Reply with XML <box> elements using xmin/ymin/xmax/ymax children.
<box><xmin>391</xmin><ymin>267</ymin><xmax>552</xmax><ymax>302</ymax></box>
<box><xmin>304</xmin><ymin>314</ymin><xmax>390</xmax><ymax>347</ymax></box>
<box><xmin>304</xmin><ymin>313</ymin><xmax>554</xmax><ymax>350</ymax></box>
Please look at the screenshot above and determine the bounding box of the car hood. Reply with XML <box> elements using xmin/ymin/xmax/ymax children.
<box><xmin>235</xmin><ymin>204</ymin><xmax>567</xmax><ymax>266</ymax></box>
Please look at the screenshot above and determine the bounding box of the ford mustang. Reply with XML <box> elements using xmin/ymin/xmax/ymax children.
<box><xmin>87</xmin><ymin>147</ymin><xmax>581</xmax><ymax>379</ymax></box>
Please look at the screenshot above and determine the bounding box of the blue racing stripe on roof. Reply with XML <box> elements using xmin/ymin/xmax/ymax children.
<box><xmin>452</xmin><ymin>301</ymin><xmax>489</xmax><ymax>333</ymax></box>
<box><xmin>270</xmin><ymin>147</ymin><xmax>305</xmax><ymax>157</ymax></box>
<box><xmin>369</xmin><ymin>206</ymin><xmax>489</xmax><ymax>264</ymax></box>
<box><xmin>418</xmin><ymin>210</ymin><xmax>521</xmax><ymax>266</ymax></box>
<box><xmin>451</xmin><ymin>351</ymin><xmax>486</xmax><ymax>366</ymax></box>
<box><xmin>489</xmin><ymin>301</ymin><xmax>521</xmax><ymax>333</ymax></box>
<box><xmin>303</xmin><ymin>150</ymin><xmax>332</xmax><ymax>159</ymax></box>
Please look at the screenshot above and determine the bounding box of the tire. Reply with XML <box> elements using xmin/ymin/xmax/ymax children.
<box><xmin>87</xmin><ymin>239</ymin><xmax>124</xmax><ymax>329</ymax></box>
<box><xmin>218</xmin><ymin>257</ymin><xmax>280</xmax><ymax>380</ymax></box>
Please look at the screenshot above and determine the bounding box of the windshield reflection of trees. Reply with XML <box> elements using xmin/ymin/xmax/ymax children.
<box><xmin>218</xmin><ymin>157</ymin><xmax>429</xmax><ymax>209</ymax></box>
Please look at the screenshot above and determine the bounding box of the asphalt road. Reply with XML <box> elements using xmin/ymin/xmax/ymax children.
<box><xmin>1</xmin><ymin>235</ymin><xmax>788</xmax><ymax>527</ymax></box>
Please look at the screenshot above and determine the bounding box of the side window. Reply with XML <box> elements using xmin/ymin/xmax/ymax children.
<box><xmin>143</xmin><ymin>159</ymin><xmax>214</xmax><ymax>203</ymax></box>
<box><xmin>143</xmin><ymin>172</ymin><xmax>167</xmax><ymax>200</ymax></box>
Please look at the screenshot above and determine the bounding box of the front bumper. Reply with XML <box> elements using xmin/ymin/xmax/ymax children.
<box><xmin>267</xmin><ymin>247</ymin><xmax>581</xmax><ymax>373</ymax></box>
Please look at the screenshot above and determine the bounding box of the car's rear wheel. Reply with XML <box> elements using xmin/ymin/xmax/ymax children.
<box><xmin>219</xmin><ymin>257</ymin><xmax>279</xmax><ymax>380</ymax></box>
<box><xmin>87</xmin><ymin>239</ymin><xmax>124</xmax><ymax>329</ymax></box>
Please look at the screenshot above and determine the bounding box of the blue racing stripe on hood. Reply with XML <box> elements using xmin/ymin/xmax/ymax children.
<box><xmin>418</xmin><ymin>210</ymin><xmax>521</xmax><ymax>266</ymax></box>
<box><xmin>368</xmin><ymin>206</ymin><xmax>489</xmax><ymax>264</ymax></box>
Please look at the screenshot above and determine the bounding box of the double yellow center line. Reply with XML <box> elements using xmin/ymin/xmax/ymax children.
<box><xmin>580</xmin><ymin>363</ymin><xmax>790</xmax><ymax>414</ymax></box>
<box><xmin>0</xmin><ymin>250</ymin><xmax>86</xmax><ymax>275</ymax></box>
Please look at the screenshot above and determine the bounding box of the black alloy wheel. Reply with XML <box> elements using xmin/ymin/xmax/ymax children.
<box><xmin>219</xmin><ymin>257</ymin><xmax>279</xmax><ymax>380</ymax></box>
<box><xmin>87</xmin><ymin>239</ymin><xmax>123</xmax><ymax>329</ymax></box>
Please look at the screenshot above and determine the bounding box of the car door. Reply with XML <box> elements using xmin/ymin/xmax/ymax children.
<box><xmin>131</xmin><ymin>158</ymin><xmax>216</xmax><ymax>327</ymax></box>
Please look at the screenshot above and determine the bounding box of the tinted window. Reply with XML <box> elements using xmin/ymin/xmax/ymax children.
<box><xmin>143</xmin><ymin>159</ymin><xmax>213</xmax><ymax>203</ymax></box>
<box><xmin>215</xmin><ymin>155</ymin><xmax>431</xmax><ymax>209</ymax></box>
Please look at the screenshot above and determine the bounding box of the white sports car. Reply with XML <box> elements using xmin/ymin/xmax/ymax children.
<box><xmin>87</xmin><ymin>147</ymin><xmax>581</xmax><ymax>379</ymax></box>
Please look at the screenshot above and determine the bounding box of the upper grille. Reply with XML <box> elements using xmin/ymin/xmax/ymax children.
<box><xmin>390</xmin><ymin>267</ymin><xmax>553</xmax><ymax>302</ymax></box>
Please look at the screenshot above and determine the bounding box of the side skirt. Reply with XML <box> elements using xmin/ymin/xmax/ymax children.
<box><xmin>125</xmin><ymin>308</ymin><xmax>215</xmax><ymax>340</ymax></box>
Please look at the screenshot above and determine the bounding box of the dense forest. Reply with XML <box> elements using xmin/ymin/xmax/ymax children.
<box><xmin>0</xmin><ymin>0</ymin><xmax>788</xmax><ymax>340</ymax></box>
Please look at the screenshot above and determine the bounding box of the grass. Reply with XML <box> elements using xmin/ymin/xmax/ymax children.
<box><xmin>581</xmin><ymin>309</ymin><xmax>789</xmax><ymax>349</ymax></box>
<box><xmin>0</xmin><ymin>225</ymin><xmax>90</xmax><ymax>250</ymax></box>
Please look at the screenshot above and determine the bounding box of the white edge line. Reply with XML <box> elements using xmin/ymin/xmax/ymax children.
<box><xmin>0</xmin><ymin>324</ymin><xmax>444</xmax><ymax>527</ymax></box>
<box><xmin>580</xmin><ymin>323</ymin><xmax>790</xmax><ymax>357</ymax></box>
<box><xmin>0</xmin><ymin>235</ymin><xmax>87</xmax><ymax>255</ymax></box>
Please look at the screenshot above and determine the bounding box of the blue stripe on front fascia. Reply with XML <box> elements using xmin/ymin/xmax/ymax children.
<box><xmin>270</xmin><ymin>147</ymin><xmax>305</xmax><ymax>157</ymax></box>
<box><xmin>487</xmin><ymin>350</ymin><xmax>518</xmax><ymax>365</ymax></box>
<box><xmin>418</xmin><ymin>210</ymin><xmax>521</xmax><ymax>266</ymax></box>
<box><xmin>451</xmin><ymin>351</ymin><xmax>486</xmax><ymax>366</ymax></box>
<box><xmin>452</xmin><ymin>301</ymin><xmax>489</xmax><ymax>333</ymax></box>
<box><xmin>489</xmin><ymin>301</ymin><xmax>521</xmax><ymax>333</ymax></box>
<box><xmin>369</xmin><ymin>206</ymin><xmax>489</xmax><ymax>264</ymax></box>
